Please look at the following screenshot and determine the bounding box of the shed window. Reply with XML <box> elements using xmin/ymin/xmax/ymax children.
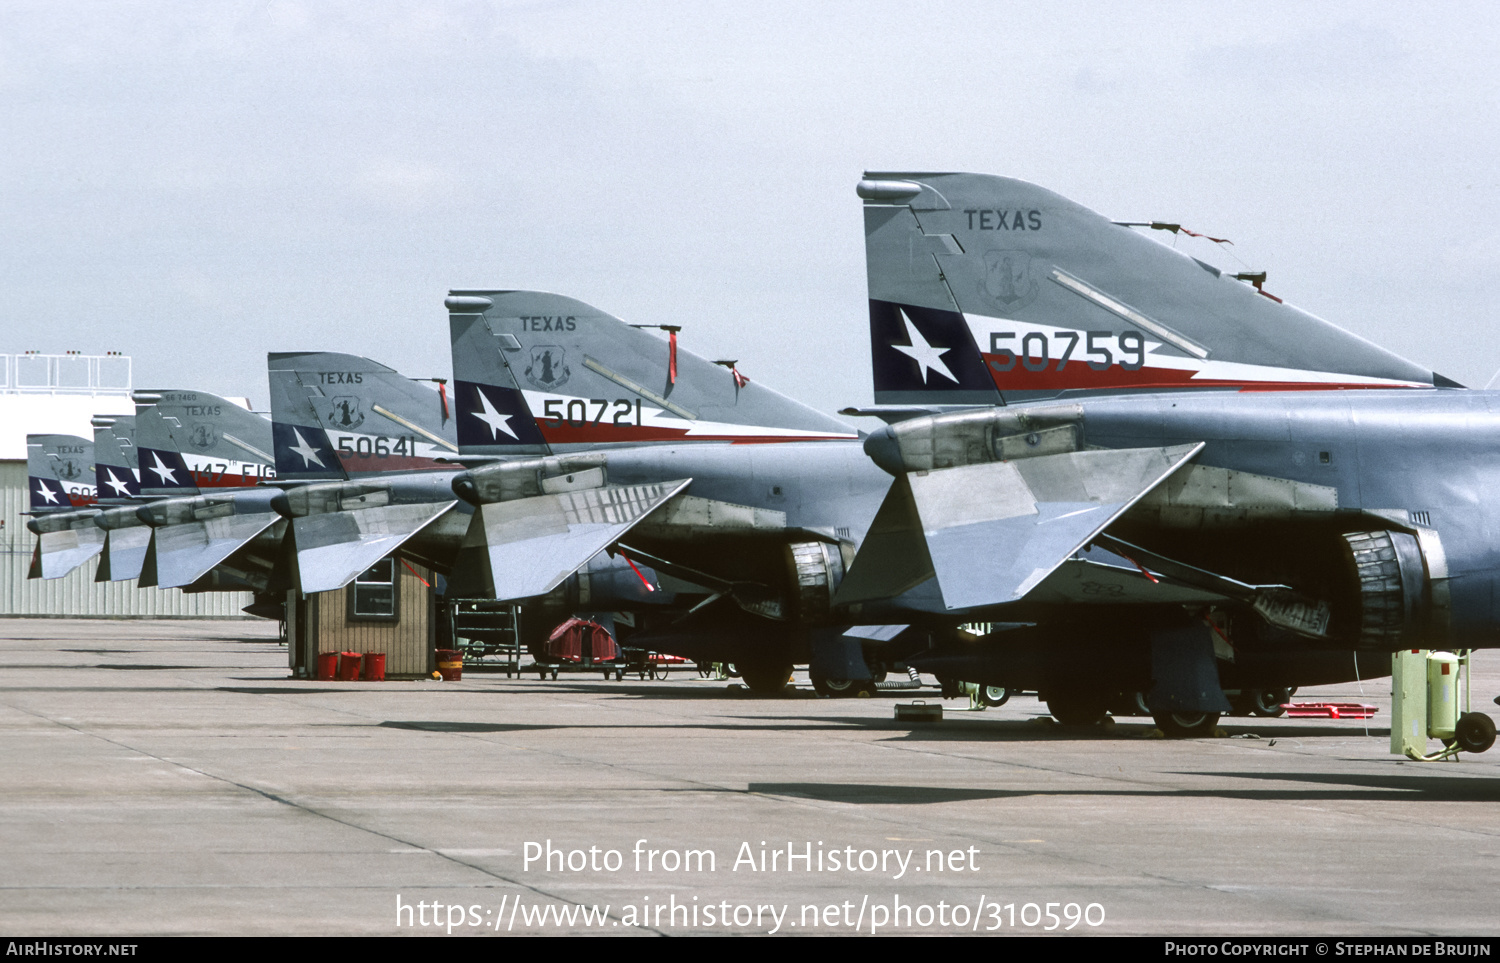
<box><xmin>349</xmin><ymin>558</ymin><xmax>399</xmax><ymax>621</ymax></box>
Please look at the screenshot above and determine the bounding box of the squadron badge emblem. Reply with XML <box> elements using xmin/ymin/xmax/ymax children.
<box><xmin>327</xmin><ymin>396</ymin><xmax>366</xmax><ymax>429</ymax></box>
<box><xmin>188</xmin><ymin>423</ymin><xmax>218</xmax><ymax>451</ymax></box>
<box><xmin>984</xmin><ymin>250</ymin><xmax>1039</xmax><ymax>310</ymax></box>
<box><xmin>525</xmin><ymin>345</ymin><xmax>571</xmax><ymax>390</ymax></box>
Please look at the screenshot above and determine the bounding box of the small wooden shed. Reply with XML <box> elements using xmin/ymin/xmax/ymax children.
<box><xmin>287</xmin><ymin>558</ymin><xmax>436</xmax><ymax>679</ymax></box>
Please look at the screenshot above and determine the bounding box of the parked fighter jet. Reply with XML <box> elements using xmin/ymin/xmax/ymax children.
<box><xmin>120</xmin><ymin>390</ymin><xmax>282</xmax><ymax>591</ymax></box>
<box><xmin>444</xmin><ymin>291</ymin><xmax>901</xmax><ymax>689</ymax></box>
<box><xmin>266</xmin><ymin>347</ymin><xmax>680</xmax><ymax>642</ymax></box>
<box><xmin>265</xmin><ymin>351</ymin><xmax>466</xmax><ymax>594</ymax></box>
<box><xmin>836</xmin><ymin>172</ymin><xmax>1490</xmax><ymax>735</ymax></box>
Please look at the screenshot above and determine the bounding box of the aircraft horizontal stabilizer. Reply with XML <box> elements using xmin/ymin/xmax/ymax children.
<box><xmin>34</xmin><ymin>527</ymin><xmax>105</xmax><ymax>579</ymax></box>
<box><xmin>292</xmin><ymin>501</ymin><xmax>458</xmax><ymax>594</ymax></box>
<box><xmin>838</xmin><ymin>443</ymin><xmax>1203</xmax><ymax>611</ymax></box>
<box><xmin>449</xmin><ymin>479</ymin><xmax>691</xmax><ymax>602</ymax></box>
<box><xmin>142</xmin><ymin>513</ymin><xmax>283</xmax><ymax>588</ymax></box>
<box><xmin>96</xmin><ymin>527</ymin><xmax>151</xmax><ymax>582</ymax></box>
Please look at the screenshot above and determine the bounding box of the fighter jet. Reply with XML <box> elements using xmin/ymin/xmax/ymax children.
<box><xmin>120</xmin><ymin>390</ymin><xmax>284</xmax><ymax>592</ymax></box>
<box><xmin>836</xmin><ymin>172</ymin><xmax>1489</xmax><ymax>735</ymax></box>
<box><xmin>259</xmin><ymin>308</ymin><xmax>876</xmax><ymax>685</ymax></box>
<box><xmin>443</xmin><ymin>291</ymin><xmax>906</xmax><ymax>691</ymax></box>
<box><xmin>265</xmin><ymin>350</ymin><xmax>467</xmax><ymax>594</ymax></box>
<box><xmin>265</xmin><ymin>347</ymin><xmax>683</xmax><ymax>641</ymax></box>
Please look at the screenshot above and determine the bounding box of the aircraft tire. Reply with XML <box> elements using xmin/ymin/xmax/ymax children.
<box><xmin>1152</xmin><ymin>712</ymin><xmax>1221</xmax><ymax>738</ymax></box>
<box><xmin>809</xmin><ymin>670</ymin><xmax>875</xmax><ymax>698</ymax></box>
<box><xmin>1456</xmin><ymin>712</ymin><xmax>1497</xmax><ymax>753</ymax></box>
<box><xmin>1046</xmin><ymin>692</ymin><xmax>1108</xmax><ymax>726</ymax></box>
<box><xmin>978</xmin><ymin>685</ymin><xmax>1010</xmax><ymax>708</ymax></box>
<box><xmin>738</xmin><ymin>660</ymin><xmax>794</xmax><ymax>696</ymax></box>
<box><xmin>1251</xmin><ymin>688</ymin><xmax>1291</xmax><ymax>717</ymax></box>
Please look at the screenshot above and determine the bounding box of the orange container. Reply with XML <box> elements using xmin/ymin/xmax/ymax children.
<box><xmin>435</xmin><ymin>648</ymin><xmax>462</xmax><ymax>681</ymax></box>
<box><xmin>363</xmin><ymin>653</ymin><xmax>386</xmax><ymax>682</ymax></box>
<box><xmin>316</xmin><ymin>652</ymin><xmax>339</xmax><ymax>680</ymax></box>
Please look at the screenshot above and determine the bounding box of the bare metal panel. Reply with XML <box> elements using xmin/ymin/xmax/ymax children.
<box><xmin>146</xmin><ymin>513</ymin><xmax>282</xmax><ymax>589</ymax></box>
<box><xmin>633</xmin><ymin>494</ymin><xmax>788</xmax><ymax>540</ymax></box>
<box><xmin>293</xmin><ymin>501</ymin><xmax>457</xmax><ymax>594</ymax></box>
<box><xmin>1129</xmin><ymin>463</ymin><xmax>1339</xmax><ymax>527</ymax></box>
<box><xmin>831</xmin><ymin>477</ymin><xmax>935</xmax><ymax>606</ymax></box>
<box><xmin>461</xmin><ymin>479</ymin><xmax>691</xmax><ymax>602</ymax></box>
<box><xmin>96</xmin><ymin>526</ymin><xmax>151</xmax><ymax>581</ymax></box>
<box><xmin>36</xmin><ymin>526</ymin><xmax>105</xmax><ymax>579</ymax></box>
<box><xmin>908</xmin><ymin>444</ymin><xmax>1203</xmax><ymax>610</ymax></box>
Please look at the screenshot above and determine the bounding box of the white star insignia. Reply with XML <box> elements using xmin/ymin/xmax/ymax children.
<box><xmin>892</xmin><ymin>308</ymin><xmax>958</xmax><ymax>384</ymax></box>
<box><xmin>289</xmin><ymin>428</ymin><xmax>325</xmax><ymax>468</ymax></box>
<box><xmin>35</xmin><ymin>480</ymin><xmax>58</xmax><ymax>505</ymax></box>
<box><xmin>471</xmin><ymin>388</ymin><xmax>519</xmax><ymax>440</ymax></box>
<box><xmin>104</xmin><ymin>469</ymin><xmax>132</xmax><ymax>497</ymax></box>
<box><xmin>147</xmin><ymin>452</ymin><xmax>177</xmax><ymax>484</ymax></box>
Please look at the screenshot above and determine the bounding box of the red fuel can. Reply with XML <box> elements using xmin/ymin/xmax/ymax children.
<box><xmin>338</xmin><ymin>651</ymin><xmax>363</xmax><ymax>681</ymax></box>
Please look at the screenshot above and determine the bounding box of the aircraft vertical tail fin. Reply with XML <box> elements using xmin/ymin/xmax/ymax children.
<box><xmin>447</xmin><ymin>290</ymin><xmax>856</xmax><ymax>455</ymax></box>
<box><xmin>268</xmin><ymin>352</ymin><xmax>458</xmax><ymax>479</ymax></box>
<box><xmin>133</xmin><ymin>390</ymin><xmax>276</xmax><ymax>496</ymax></box>
<box><xmin>91</xmin><ymin>415</ymin><xmax>139</xmax><ymax>503</ymax></box>
<box><xmin>859</xmin><ymin>172</ymin><xmax>1447</xmax><ymax>406</ymax></box>
<box><xmin>27</xmin><ymin>434</ymin><xmax>97</xmax><ymax>512</ymax></box>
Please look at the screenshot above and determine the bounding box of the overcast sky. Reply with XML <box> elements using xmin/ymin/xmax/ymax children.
<box><xmin>3</xmin><ymin>1</ymin><xmax>1497</xmax><ymax>413</ymax></box>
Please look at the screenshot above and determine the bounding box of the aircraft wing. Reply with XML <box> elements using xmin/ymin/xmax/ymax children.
<box><xmin>30</xmin><ymin>527</ymin><xmax>105</xmax><ymax>579</ymax></box>
<box><xmin>291</xmin><ymin>501</ymin><xmax>459</xmax><ymax>594</ymax></box>
<box><xmin>837</xmin><ymin>443</ymin><xmax>1203</xmax><ymax>611</ymax></box>
<box><xmin>450</xmin><ymin>479</ymin><xmax>692</xmax><ymax>602</ymax></box>
<box><xmin>96</xmin><ymin>527</ymin><xmax>152</xmax><ymax>582</ymax></box>
<box><xmin>141</xmin><ymin>513</ymin><xmax>284</xmax><ymax>588</ymax></box>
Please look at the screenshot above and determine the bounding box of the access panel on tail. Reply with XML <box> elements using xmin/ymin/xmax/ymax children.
<box><xmin>859</xmin><ymin>172</ymin><xmax>1448</xmax><ymax>406</ymax></box>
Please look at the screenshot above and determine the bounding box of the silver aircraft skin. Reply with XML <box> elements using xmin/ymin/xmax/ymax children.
<box><xmin>122</xmin><ymin>390</ymin><xmax>282</xmax><ymax>591</ymax></box>
<box><xmin>443</xmin><ymin>291</ymin><xmax>902</xmax><ymax>687</ymax></box>
<box><xmin>265</xmin><ymin>347</ymin><xmax>677</xmax><ymax>635</ymax></box>
<box><xmin>833</xmin><ymin>171</ymin><xmax>1492</xmax><ymax>731</ymax></box>
<box><xmin>265</xmin><ymin>350</ymin><xmax>466</xmax><ymax>595</ymax></box>
<box><xmin>440</xmin><ymin>284</ymin><xmax>1437</xmax><ymax>703</ymax></box>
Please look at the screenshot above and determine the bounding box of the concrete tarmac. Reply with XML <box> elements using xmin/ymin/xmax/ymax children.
<box><xmin>1</xmin><ymin>618</ymin><xmax>1498</xmax><ymax>937</ymax></box>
